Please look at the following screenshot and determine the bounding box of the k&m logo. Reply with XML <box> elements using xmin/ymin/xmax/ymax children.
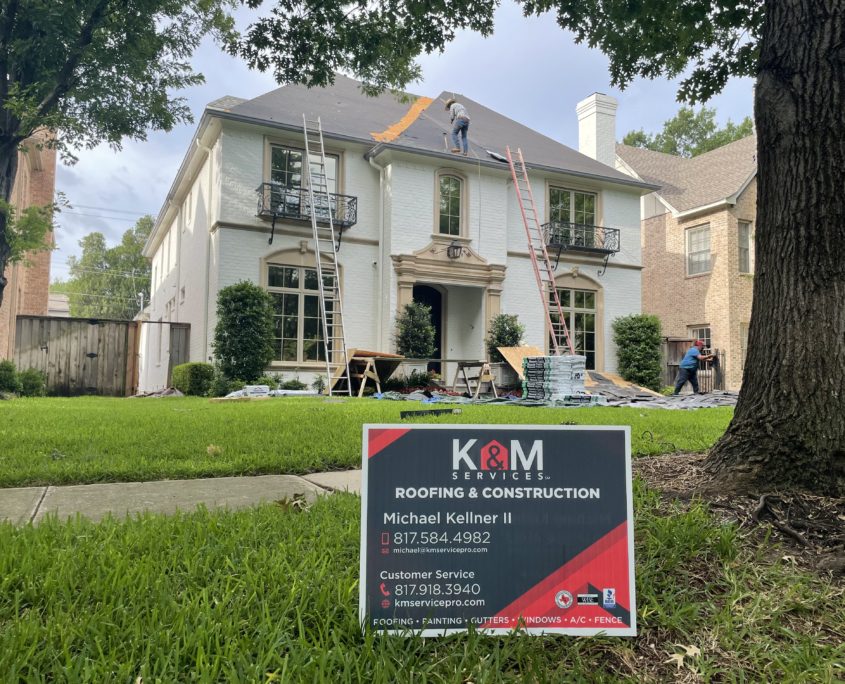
<box><xmin>452</xmin><ymin>438</ymin><xmax>544</xmax><ymax>480</ymax></box>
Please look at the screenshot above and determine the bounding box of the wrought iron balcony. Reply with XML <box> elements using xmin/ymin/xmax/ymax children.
<box><xmin>542</xmin><ymin>221</ymin><xmax>621</xmax><ymax>255</ymax></box>
<box><xmin>256</xmin><ymin>182</ymin><xmax>358</xmax><ymax>229</ymax></box>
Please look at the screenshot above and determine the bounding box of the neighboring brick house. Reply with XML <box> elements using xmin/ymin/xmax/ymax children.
<box><xmin>0</xmin><ymin>130</ymin><xmax>56</xmax><ymax>358</ymax></box>
<box><xmin>138</xmin><ymin>78</ymin><xmax>655</xmax><ymax>391</ymax></box>
<box><xmin>614</xmin><ymin>136</ymin><xmax>757</xmax><ymax>390</ymax></box>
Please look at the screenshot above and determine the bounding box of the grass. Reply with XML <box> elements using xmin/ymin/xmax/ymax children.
<box><xmin>1</xmin><ymin>491</ymin><xmax>842</xmax><ymax>682</ymax></box>
<box><xmin>0</xmin><ymin>397</ymin><xmax>732</xmax><ymax>488</ymax></box>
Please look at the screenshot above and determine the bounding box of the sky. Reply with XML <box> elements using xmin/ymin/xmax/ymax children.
<box><xmin>51</xmin><ymin>1</ymin><xmax>754</xmax><ymax>282</ymax></box>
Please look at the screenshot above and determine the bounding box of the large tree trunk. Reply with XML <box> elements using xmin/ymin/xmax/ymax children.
<box><xmin>0</xmin><ymin>138</ymin><xmax>20</xmax><ymax>310</ymax></box>
<box><xmin>705</xmin><ymin>0</ymin><xmax>845</xmax><ymax>495</ymax></box>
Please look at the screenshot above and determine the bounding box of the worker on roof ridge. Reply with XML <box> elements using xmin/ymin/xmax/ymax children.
<box><xmin>445</xmin><ymin>97</ymin><xmax>471</xmax><ymax>156</ymax></box>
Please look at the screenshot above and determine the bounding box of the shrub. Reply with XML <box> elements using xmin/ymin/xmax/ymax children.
<box><xmin>171</xmin><ymin>362</ymin><xmax>214</xmax><ymax>396</ymax></box>
<box><xmin>612</xmin><ymin>314</ymin><xmax>663</xmax><ymax>391</ymax></box>
<box><xmin>281</xmin><ymin>377</ymin><xmax>307</xmax><ymax>390</ymax></box>
<box><xmin>213</xmin><ymin>282</ymin><xmax>275</xmax><ymax>382</ymax></box>
<box><xmin>209</xmin><ymin>364</ymin><xmax>245</xmax><ymax>397</ymax></box>
<box><xmin>311</xmin><ymin>375</ymin><xmax>327</xmax><ymax>394</ymax></box>
<box><xmin>486</xmin><ymin>313</ymin><xmax>525</xmax><ymax>363</ymax></box>
<box><xmin>395</xmin><ymin>302</ymin><xmax>436</xmax><ymax>359</ymax></box>
<box><xmin>0</xmin><ymin>360</ymin><xmax>20</xmax><ymax>394</ymax></box>
<box><xmin>18</xmin><ymin>368</ymin><xmax>46</xmax><ymax>397</ymax></box>
<box><xmin>254</xmin><ymin>374</ymin><xmax>279</xmax><ymax>390</ymax></box>
<box><xmin>382</xmin><ymin>369</ymin><xmax>433</xmax><ymax>392</ymax></box>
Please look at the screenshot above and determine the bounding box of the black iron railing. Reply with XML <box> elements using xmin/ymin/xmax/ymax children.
<box><xmin>542</xmin><ymin>221</ymin><xmax>621</xmax><ymax>255</ymax></box>
<box><xmin>256</xmin><ymin>182</ymin><xmax>358</xmax><ymax>229</ymax></box>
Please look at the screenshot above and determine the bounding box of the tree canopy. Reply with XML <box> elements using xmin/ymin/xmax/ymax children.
<box><xmin>0</xmin><ymin>0</ymin><xmax>236</xmax><ymax>307</ymax></box>
<box><xmin>623</xmin><ymin>107</ymin><xmax>754</xmax><ymax>158</ymax></box>
<box><xmin>51</xmin><ymin>215</ymin><xmax>152</xmax><ymax>320</ymax></box>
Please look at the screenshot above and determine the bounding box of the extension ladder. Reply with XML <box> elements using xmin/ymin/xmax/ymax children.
<box><xmin>505</xmin><ymin>146</ymin><xmax>575</xmax><ymax>355</ymax></box>
<box><xmin>302</xmin><ymin>115</ymin><xmax>352</xmax><ymax>395</ymax></box>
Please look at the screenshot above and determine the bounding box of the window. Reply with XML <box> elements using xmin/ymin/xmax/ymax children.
<box><xmin>738</xmin><ymin>221</ymin><xmax>752</xmax><ymax>273</ymax></box>
<box><xmin>438</xmin><ymin>175</ymin><xmax>462</xmax><ymax>235</ymax></box>
<box><xmin>549</xmin><ymin>187</ymin><xmax>596</xmax><ymax>225</ymax></box>
<box><xmin>739</xmin><ymin>322</ymin><xmax>749</xmax><ymax>369</ymax></box>
<box><xmin>549</xmin><ymin>287</ymin><xmax>597</xmax><ymax>369</ymax></box>
<box><xmin>686</xmin><ymin>224</ymin><xmax>711</xmax><ymax>275</ymax></box>
<box><xmin>269</xmin><ymin>144</ymin><xmax>339</xmax><ymax>217</ymax></box>
<box><xmin>688</xmin><ymin>326</ymin><xmax>711</xmax><ymax>353</ymax></box>
<box><xmin>266</xmin><ymin>264</ymin><xmax>330</xmax><ymax>363</ymax></box>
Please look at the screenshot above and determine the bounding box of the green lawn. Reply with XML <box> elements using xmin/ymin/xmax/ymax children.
<box><xmin>1</xmin><ymin>492</ymin><xmax>841</xmax><ymax>682</ymax></box>
<box><xmin>0</xmin><ymin>397</ymin><xmax>732</xmax><ymax>488</ymax></box>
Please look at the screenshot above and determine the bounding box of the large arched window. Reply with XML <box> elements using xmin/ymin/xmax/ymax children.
<box><xmin>437</xmin><ymin>174</ymin><xmax>463</xmax><ymax>236</ymax></box>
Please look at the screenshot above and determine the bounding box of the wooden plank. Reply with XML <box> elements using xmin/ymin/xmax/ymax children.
<box><xmin>496</xmin><ymin>346</ymin><xmax>543</xmax><ymax>380</ymax></box>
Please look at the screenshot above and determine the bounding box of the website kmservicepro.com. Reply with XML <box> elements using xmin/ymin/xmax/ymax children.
<box><xmin>395</xmin><ymin>598</ymin><xmax>486</xmax><ymax>608</ymax></box>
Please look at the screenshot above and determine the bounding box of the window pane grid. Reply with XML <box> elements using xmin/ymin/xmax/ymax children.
<box><xmin>438</xmin><ymin>175</ymin><xmax>462</xmax><ymax>235</ymax></box>
<box><xmin>549</xmin><ymin>187</ymin><xmax>596</xmax><ymax>226</ymax></box>
<box><xmin>549</xmin><ymin>287</ymin><xmax>597</xmax><ymax>369</ymax></box>
<box><xmin>738</xmin><ymin>221</ymin><xmax>751</xmax><ymax>273</ymax></box>
<box><xmin>267</xmin><ymin>264</ymin><xmax>327</xmax><ymax>363</ymax></box>
<box><xmin>686</xmin><ymin>225</ymin><xmax>711</xmax><ymax>275</ymax></box>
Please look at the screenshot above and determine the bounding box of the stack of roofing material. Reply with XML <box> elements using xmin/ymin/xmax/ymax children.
<box><xmin>522</xmin><ymin>355</ymin><xmax>587</xmax><ymax>401</ymax></box>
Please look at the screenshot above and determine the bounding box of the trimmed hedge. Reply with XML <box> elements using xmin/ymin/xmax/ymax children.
<box><xmin>213</xmin><ymin>282</ymin><xmax>275</xmax><ymax>382</ymax></box>
<box><xmin>171</xmin><ymin>362</ymin><xmax>214</xmax><ymax>396</ymax></box>
<box><xmin>0</xmin><ymin>359</ymin><xmax>20</xmax><ymax>394</ymax></box>
<box><xmin>18</xmin><ymin>368</ymin><xmax>46</xmax><ymax>397</ymax></box>
<box><xmin>612</xmin><ymin>314</ymin><xmax>663</xmax><ymax>391</ymax></box>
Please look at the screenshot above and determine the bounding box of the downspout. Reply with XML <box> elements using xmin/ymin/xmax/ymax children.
<box><xmin>197</xmin><ymin>136</ymin><xmax>214</xmax><ymax>360</ymax></box>
<box><xmin>367</xmin><ymin>153</ymin><xmax>387</xmax><ymax>348</ymax></box>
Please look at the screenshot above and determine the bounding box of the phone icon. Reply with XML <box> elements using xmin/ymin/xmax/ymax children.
<box><xmin>379</xmin><ymin>582</ymin><xmax>391</xmax><ymax>597</ymax></box>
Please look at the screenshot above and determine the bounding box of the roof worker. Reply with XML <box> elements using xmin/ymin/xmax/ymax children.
<box><xmin>445</xmin><ymin>97</ymin><xmax>471</xmax><ymax>156</ymax></box>
<box><xmin>672</xmin><ymin>339</ymin><xmax>714</xmax><ymax>395</ymax></box>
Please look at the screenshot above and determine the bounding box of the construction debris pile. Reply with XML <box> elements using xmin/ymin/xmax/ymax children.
<box><xmin>521</xmin><ymin>355</ymin><xmax>587</xmax><ymax>401</ymax></box>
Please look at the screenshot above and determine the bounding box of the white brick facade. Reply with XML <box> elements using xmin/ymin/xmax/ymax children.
<box><xmin>139</xmin><ymin>113</ymin><xmax>646</xmax><ymax>391</ymax></box>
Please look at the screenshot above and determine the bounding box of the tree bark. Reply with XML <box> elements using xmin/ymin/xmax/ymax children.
<box><xmin>705</xmin><ymin>0</ymin><xmax>845</xmax><ymax>495</ymax></box>
<box><xmin>0</xmin><ymin>137</ymin><xmax>20</xmax><ymax>310</ymax></box>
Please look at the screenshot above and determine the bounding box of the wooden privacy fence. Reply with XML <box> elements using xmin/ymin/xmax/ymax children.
<box><xmin>14</xmin><ymin>316</ymin><xmax>191</xmax><ymax>396</ymax></box>
<box><xmin>14</xmin><ymin>315</ymin><xmax>140</xmax><ymax>396</ymax></box>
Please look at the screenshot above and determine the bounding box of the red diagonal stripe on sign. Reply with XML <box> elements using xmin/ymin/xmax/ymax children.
<box><xmin>480</xmin><ymin>521</ymin><xmax>630</xmax><ymax>630</ymax></box>
<box><xmin>367</xmin><ymin>428</ymin><xmax>411</xmax><ymax>458</ymax></box>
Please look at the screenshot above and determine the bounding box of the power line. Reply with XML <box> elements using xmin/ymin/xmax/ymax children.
<box><xmin>53</xmin><ymin>291</ymin><xmax>141</xmax><ymax>302</ymax></box>
<box><xmin>60</xmin><ymin>211</ymin><xmax>140</xmax><ymax>223</ymax></box>
<box><xmin>71</xmin><ymin>204</ymin><xmax>155</xmax><ymax>216</ymax></box>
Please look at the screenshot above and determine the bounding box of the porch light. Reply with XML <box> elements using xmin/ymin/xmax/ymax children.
<box><xmin>446</xmin><ymin>240</ymin><xmax>464</xmax><ymax>259</ymax></box>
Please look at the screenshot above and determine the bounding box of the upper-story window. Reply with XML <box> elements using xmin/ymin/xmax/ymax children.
<box><xmin>549</xmin><ymin>187</ymin><xmax>596</xmax><ymax>226</ymax></box>
<box><xmin>438</xmin><ymin>174</ymin><xmax>462</xmax><ymax>235</ymax></box>
<box><xmin>686</xmin><ymin>223</ymin><xmax>711</xmax><ymax>275</ymax></box>
<box><xmin>738</xmin><ymin>220</ymin><xmax>752</xmax><ymax>274</ymax></box>
<box><xmin>270</xmin><ymin>144</ymin><xmax>338</xmax><ymax>193</ymax></box>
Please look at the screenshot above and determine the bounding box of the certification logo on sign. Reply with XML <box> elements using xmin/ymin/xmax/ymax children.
<box><xmin>359</xmin><ymin>425</ymin><xmax>635</xmax><ymax>636</ymax></box>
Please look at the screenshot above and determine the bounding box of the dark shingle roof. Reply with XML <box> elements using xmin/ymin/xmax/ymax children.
<box><xmin>218</xmin><ymin>75</ymin><xmax>649</xmax><ymax>188</ymax></box>
<box><xmin>616</xmin><ymin>136</ymin><xmax>757</xmax><ymax>212</ymax></box>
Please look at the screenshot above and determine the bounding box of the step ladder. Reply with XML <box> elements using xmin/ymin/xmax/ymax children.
<box><xmin>302</xmin><ymin>115</ymin><xmax>352</xmax><ymax>395</ymax></box>
<box><xmin>505</xmin><ymin>146</ymin><xmax>575</xmax><ymax>356</ymax></box>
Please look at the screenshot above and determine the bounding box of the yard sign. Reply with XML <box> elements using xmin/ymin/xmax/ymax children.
<box><xmin>359</xmin><ymin>424</ymin><xmax>636</xmax><ymax>636</ymax></box>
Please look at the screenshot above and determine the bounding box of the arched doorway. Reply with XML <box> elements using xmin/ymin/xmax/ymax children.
<box><xmin>412</xmin><ymin>285</ymin><xmax>442</xmax><ymax>373</ymax></box>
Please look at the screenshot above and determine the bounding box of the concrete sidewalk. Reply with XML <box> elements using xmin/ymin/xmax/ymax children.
<box><xmin>0</xmin><ymin>470</ymin><xmax>362</xmax><ymax>525</ymax></box>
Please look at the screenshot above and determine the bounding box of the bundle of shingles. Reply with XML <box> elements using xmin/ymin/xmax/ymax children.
<box><xmin>522</xmin><ymin>355</ymin><xmax>587</xmax><ymax>401</ymax></box>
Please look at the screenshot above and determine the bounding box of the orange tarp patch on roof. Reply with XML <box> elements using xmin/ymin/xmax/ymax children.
<box><xmin>370</xmin><ymin>97</ymin><xmax>434</xmax><ymax>142</ymax></box>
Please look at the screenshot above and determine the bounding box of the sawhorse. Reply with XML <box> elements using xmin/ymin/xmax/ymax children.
<box><xmin>451</xmin><ymin>361</ymin><xmax>498</xmax><ymax>399</ymax></box>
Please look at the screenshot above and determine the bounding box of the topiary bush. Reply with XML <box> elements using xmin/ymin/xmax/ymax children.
<box><xmin>18</xmin><ymin>368</ymin><xmax>46</xmax><ymax>397</ymax></box>
<box><xmin>612</xmin><ymin>314</ymin><xmax>663</xmax><ymax>391</ymax></box>
<box><xmin>0</xmin><ymin>360</ymin><xmax>20</xmax><ymax>394</ymax></box>
<box><xmin>213</xmin><ymin>281</ymin><xmax>275</xmax><ymax>382</ymax></box>
<box><xmin>171</xmin><ymin>362</ymin><xmax>214</xmax><ymax>396</ymax></box>
<box><xmin>486</xmin><ymin>313</ymin><xmax>525</xmax><ymax>362</ymax></box>
<box><xmin>395</xmin><ymin>302</ymin><xmax>436</xmax><ymax>359</ymax></box>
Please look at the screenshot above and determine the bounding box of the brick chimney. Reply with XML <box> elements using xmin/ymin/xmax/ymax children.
<box><xmin>576</xmin><ymin>93</ymin><xmax>618</xmax><ymax>167</ymax></box>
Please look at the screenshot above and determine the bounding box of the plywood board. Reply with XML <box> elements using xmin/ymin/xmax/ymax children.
<box><xmin>496</xmin><ymin>346</ymin><xmax>543</xmax><ymax>380</ymax></box>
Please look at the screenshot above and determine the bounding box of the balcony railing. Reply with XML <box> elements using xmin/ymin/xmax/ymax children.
<box><xmin>256</xmin><ymin>182</ymin><xmax>358</xmax><ymax>229</ymax></box>
<box><xmin>542</xmin><ymin>221</ymin><xmax>621</xmax><ymax>255</ymax></box>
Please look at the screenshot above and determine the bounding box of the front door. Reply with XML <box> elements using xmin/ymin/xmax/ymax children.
<box><xmin>412</xmin><ymin>285</ymin><xmax>442</xmax><ymax>374</ymax></box>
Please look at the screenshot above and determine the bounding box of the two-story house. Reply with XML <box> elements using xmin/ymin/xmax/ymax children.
<box><xmin>615</xmin><ymin>136</ymin><xmax>757</xmax><ymax>390</ymax></box>
<box><xmin>138</xmin><ymin>77</ymin><xmax>654</xmax><ymax>391</ymax></box>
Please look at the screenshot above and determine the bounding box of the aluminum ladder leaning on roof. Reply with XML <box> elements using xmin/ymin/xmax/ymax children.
<box><xmin>302</xmin><ymin>114</ymin><xmax>352</xmax><ymax>395</ymax></box>
<box><xmin>505</xmin><ymin>146</ymin><xmax>575</xmax><ymax>356</ymax></box>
